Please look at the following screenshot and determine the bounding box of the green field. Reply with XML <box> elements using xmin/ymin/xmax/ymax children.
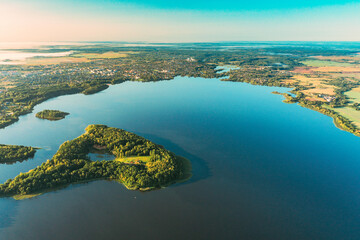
<box><xmin>116</xmin><ymin>156</ymin><xmax>151</xmax><ymax>164</ymax></box>
<box><xmin>328</xmin><ymin>106</ymin><xmax>360</xmax><ymax>128</ymax></box>
<box><xmin>345</xmin><ymin>89</ymin><xmax>360</xmax><ymax>104</ymax></box>
<box><xmin>302</xmin><ymin>60</ymin><xmax>354</xmax><ymax>67</ymax></box>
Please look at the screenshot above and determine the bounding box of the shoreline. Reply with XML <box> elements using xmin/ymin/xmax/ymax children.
<box><xmin>1</xmin><ymin>71</ymin><xmax>359</xmax><ymax>140</ymax></box>
<box><xmin>9</xmin><ymin>156</ymin><xmax>192</xmax><ymax>200</ymax></box>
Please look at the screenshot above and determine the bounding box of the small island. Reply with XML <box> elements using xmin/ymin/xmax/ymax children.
<box><xmin>35</xmin><ymin>110</ymin><xmax>69</xmax><ymax>121</ymax></box>
<box><xmin>0</xmin><ymin>125</ymin><xmax>191</xmax><ymax>199</ymax></box>
<box><xmin>0</xmin><ymin>144</ymin><xmax>37</xmax><ymax>164</ymax></box>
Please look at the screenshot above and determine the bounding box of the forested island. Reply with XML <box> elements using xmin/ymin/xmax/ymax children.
<box><xmin>0</xmin><ymin>144</ymin><xmax>37</xmax><ymax>164</ymax></box>
<box><xmin>35</xmin><ymin>110</ymin><xmax>69</xmax><ymax>121</ymax></box>
<box><xmin>0</xmin><ymin>125</ymin><xmax>190</xmax><ymax>199</ymax></box>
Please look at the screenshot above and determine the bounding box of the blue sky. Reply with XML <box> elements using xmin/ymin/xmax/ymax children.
<box><xmin>58</xmin><ymin>0</ymin><xmax>358</xmax><ymax>11</ymax></box>
<box><xmin>0</xmin><ymin>0</ymin><xmax>359</xmax><ymax>42</ymax></box>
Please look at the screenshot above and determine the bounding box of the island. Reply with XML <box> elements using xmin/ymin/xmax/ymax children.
<box><xmin>0</xmin><ymin>144</ymin><xmax>37</xmax><ymax>164</ymax></box>
<box><xmin>35</xmin><ymin>110</ymin><xmax>69</xmax><ymax>121</ymax></box>
<box><xmin>0</xmin><ymin>125</ymin><xmax>191</xmax><ymax>199</ymax></box>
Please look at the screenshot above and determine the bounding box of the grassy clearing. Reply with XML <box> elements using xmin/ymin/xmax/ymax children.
<box><xmin>116</xmin><ymin>156</ymin><xmax>151</xmax><ymax>164</ymax></box>
<box><xmin>327</xmin><ymin>106</ymin><xmax>360</xmax><ymax>128</ymax></box>
<box><xmin>345</xmin><ymin>88</ymin><xmax>360</xmax><ymax>103</ymax></box>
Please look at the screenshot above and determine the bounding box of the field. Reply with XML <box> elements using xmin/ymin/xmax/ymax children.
<box><xmin>312</xmin><ymin>55</ymin><xmax>360</xmax><ymax>63</ymax></box>
<box><xmin>302</xmin><ymin>87</ymin><xmax>335</xmax><ymax>96</ymax></box>
<box><xmin>27</xmin><ymin>57</ymin><xmax>90</xmax><ymax>65</ymax></box>
<box><xmin>291</xmin><ymin>75</ymin><xmax>336</xmax><ymax>97</ymax></box>
<box><xmin>302</xmin><ymin>60</ymin><xmax>354</xmax><ymax>67</ymax></box>
<box><xmin>73</xmin><ymin>51</ymin><xmax>133</xmax><ymax>59</ymax></box>
<box><xmin>289</xmin><ymin>58</ymin><xmax>360</xmax><ymax>131</ymax></box>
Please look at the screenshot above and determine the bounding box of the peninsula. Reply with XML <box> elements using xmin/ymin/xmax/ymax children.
<box><xmin>0</xmin><ymin>144</ymin><xmax>37</xmax><ymax>164</ymax></box>
<box><xmin>0</xmin><ymin>125</ymin><xmax>190</xmax><ymax>199</ymax></box>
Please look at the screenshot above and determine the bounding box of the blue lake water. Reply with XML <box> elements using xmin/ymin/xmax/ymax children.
<box><xmin>88</xmin><ymin>152</ymin><xmax>116</xmax><ymax>161</ymax></box>
<box><xmin>0</xmin><ymin>76</ymin><xmax>359</xmax><ymax>239</ymax></box>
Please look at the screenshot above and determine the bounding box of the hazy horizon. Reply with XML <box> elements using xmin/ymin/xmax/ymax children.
<box><xmin>1</xmin><ymin>0</ymin><xmax>360</xmax><ymax>42</ymax></box>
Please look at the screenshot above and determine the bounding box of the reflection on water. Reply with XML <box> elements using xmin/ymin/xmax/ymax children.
<box><xmin>88</xmin><ymin>151</ymin><xmax>116</xmax><ymax>161</ymax></box>
<box><xmin>215</xmin><ymin>65</ymin><xmax>240</xmax><ymax>73</ymax></box>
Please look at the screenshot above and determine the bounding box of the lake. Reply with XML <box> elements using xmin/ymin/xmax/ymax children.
<box><xmin>0</xmin><ymin>76</ymin><xmax>359</xmax><ymax>239</ymax></box>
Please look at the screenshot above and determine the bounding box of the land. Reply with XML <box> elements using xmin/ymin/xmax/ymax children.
<box><xmin>0</xmin><ymin>42</ymin><xmax>360</xmax><ymax>137</ymax></box>
<box><xmin>224</xmin><ymin>46</ymin><xmax>360</xmax><ymax>136</ymax></box>
<box><xmin>35</xmin><ymin>109</ymin><xmax>69</xmax><ymax>121</ymax></box>
<box><xmin>0</xmin><ymin>144</ymin><xmax>37</xmax><ymax>164</ymax></box>
<box><xmin>0</xmin><ymin>125</ymin><xmax>190</xmax><ymax>199</ymax></box>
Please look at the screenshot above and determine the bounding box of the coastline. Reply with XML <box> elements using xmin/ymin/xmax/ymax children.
<box><xmin>1</xmin><ymin>70</ymin><xmax>359</xmax><ymax>140</ymax></box>
<box><xmin>8</xmin><ymin>156</ymin><xmax>192</xmax><ymax>200</ymax></box>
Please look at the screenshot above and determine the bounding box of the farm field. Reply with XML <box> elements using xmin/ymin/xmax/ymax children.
<box><xmin>312</xmin><ymin>55</ymin><xmax>360</xmax><ymax>63</ymax></box>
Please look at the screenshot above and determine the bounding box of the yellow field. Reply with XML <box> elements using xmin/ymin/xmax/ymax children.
<box><xmin>17</xmin><ymin>57</ymin><xmax>90</xmax><ymax>65</ymax></box>
<box><xmin>292</xmin><ymin>75</ymin><xmax>327</xmax><ymax>86</ymax></box>
<box><xmin>289</xmin><ymin>75</ymin><xmax>338</xmax><ymax>102</ymax></box>
<box><xmin>73</xmin><ymin>51</ymin><xmax>133</xmax><ymax>59</ymax></box>
<box><xmin>292</xmin><ymin>75</ymin><xmax>335</xmax><ymax>93</ymax></box>
<box><xmin>330</xmin><ymin>72</ymin><xmax>360</xmax><ymax>80</ymax></box>
<box><xmin>302</xmin><ymin>87</ymin><xmax>336</xmax><ymax>96</ymax></box>
<box><xmin>116</xmin><ymin>156</ymin><xmax>151</xmax><ymax>164</ymax></box>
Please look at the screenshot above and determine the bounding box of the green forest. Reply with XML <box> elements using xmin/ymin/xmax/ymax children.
<box><xmin>0</xmin><ymin>125</ymin><xmax>189</xmax><ymax>197</ymax></box>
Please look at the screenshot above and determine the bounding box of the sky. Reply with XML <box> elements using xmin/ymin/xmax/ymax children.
<box><xmin>0</xmin><ymin>0</ymin><xmax>359</xmax><ymax>42</ymax></box>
